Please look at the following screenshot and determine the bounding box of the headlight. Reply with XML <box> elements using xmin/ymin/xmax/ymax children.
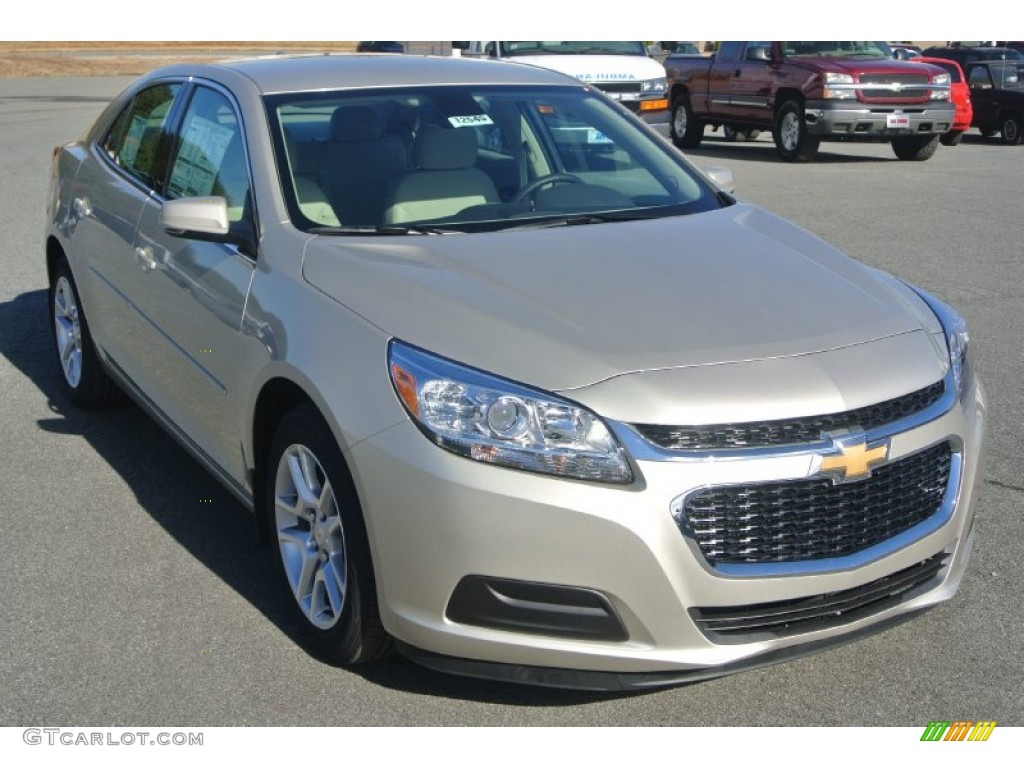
<box><xmin>930</xmin><ymin>72</ymin><xmax>951</xmax><ymax>100</ymax></box>
<box><xmin>641</xmin><ymin>77</ymin><xmax>667</xmax><ymax>95</ymax></box>
<box><xmin>912</xmin><ymin>288</ymin><xmax>971</xmax><ymax>400</ymax></box>
<box><xmin>823</xmin><ymin>72</ymin><xmax>856</xmax><ymax>99</ymax></box>
<box><xmin>388</xmin><ymin>341</ymin><xmax>633</xmax><ymax>484</ymax></box>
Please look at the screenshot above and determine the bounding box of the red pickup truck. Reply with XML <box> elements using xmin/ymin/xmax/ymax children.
<box><xmin>665</xmin><ymin>41</ymin><xmax>956</xmax><ymax>162</ymax></box>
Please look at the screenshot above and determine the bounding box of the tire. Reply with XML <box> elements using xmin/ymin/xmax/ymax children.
<box><xmin>978</xmin><ymin>126</ymin><xmax>996</xmax><ymax>137</ymax></box>
<box><xmin>49</xmin><ymin>255</ymin><xmax>123</xmax><ymax>409</ymax></box>
<box><xmin>1000</xmin><ymin>112</ymin><xmax>1023</xmax><ymax>145</ymax></box>
<box><xmin>267</xmin><ymin>403</ymin><xmax>391</xmax><ymax>665</ymax></box>
<box><xmin>773</xmin><ymin>100</ymin><xmax>819</xmax><ymax>162</ymax></box>
<box><xmin>892</xmin><ymin>135</ymin><xmax>939</xmax><ymax>161</ymax></box>
<box><xmin>940</xmin><ymin>130</ymin><xmax>963</xmax><ymax>147</ymax></box>
<box><xmin>670</xmin><ymin>93</ymin><xmax>704</xmax><ymax>149</ymax></box>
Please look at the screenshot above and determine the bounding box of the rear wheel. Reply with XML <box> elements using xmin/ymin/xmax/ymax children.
<box><xmin>773</xmin><ymin>100</ymin><xmax>819</xmax><ymax>162</ymax></box>
<box><xmin>940</xmin><ymin>130</ymin><xmax>964</xmax><ymax>147</ymax></box>
<box><xmin>670</xmin><ymin>93</ymin><xmax>704</xmax><ymax>149</ymax></box>
<box><xmin>268</xmin><ymin>404</ymin><xmax>391</xmax><ymax>665</ymax></box>
<box><xmin>50</xmin><ymin>255</ymin><xmax>123</xmax><ymax>409</ymax></box>
<box><xmin>892</xmin><ymin>135</ymin><xmax>939</xmax><ymax>161</ymax></box>
<box><xmin>1000</xmin><ymin>112</ymin><xmax>1023</xmax><ymax>145</ymax></box>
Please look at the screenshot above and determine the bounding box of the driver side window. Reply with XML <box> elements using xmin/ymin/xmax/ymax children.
<box><xmin>166</xmin><ymin>87</ymin><xmax>252</xmax><ymax>224</ymax></box>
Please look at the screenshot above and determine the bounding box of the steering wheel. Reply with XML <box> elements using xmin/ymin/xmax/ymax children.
<box><xmin>513</xmin><ymin>173</ymin><xmax>583</xmax><ymax>205</ymax></box>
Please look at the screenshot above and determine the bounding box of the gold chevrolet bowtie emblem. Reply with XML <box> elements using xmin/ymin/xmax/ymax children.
<box><xmin>819</xmin><ymin>438</ymin><xmax>889</xmax><ymax>482</ymax></box>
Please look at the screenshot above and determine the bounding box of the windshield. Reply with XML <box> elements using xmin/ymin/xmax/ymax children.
<box><xmin>782</xmin><ymin>41</ymin><xmax>894</xmax><ymax>58</ymax></box>
<box><xmin>501</xmin><ymin>41</ymin><xmax>647</xmax><ymax>57</ymax></box>
<box><xmin>266</xmin><ymin>84</ymin><xmax>723</xmax><ymax>235</ymax></box>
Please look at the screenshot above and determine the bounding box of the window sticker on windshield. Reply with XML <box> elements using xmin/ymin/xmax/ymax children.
<box><xmin>168</xmin><ymin>116</ymin><xmax>234</xmax><ymax>198</ymax></box>
<box><xmin>448</xmin><ymin>114</ymin><xmax>494</xmax><ymax>128</ymax></box>
<box><xmin>587</xmin><ymin>129</ymin><xmax>613</xmax><ymax>144</ymax></box>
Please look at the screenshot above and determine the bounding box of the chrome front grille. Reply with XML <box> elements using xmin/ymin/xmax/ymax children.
<box><xmin>690</xmin><ymin>552</ymin><xmax>948</xmax><ymax>642</ymax></box>
<box><xmin>634</xmin><ymin>380</ymin><xmax>944</xmax><ymax>451</ymax></box>
<box><xmin>677</xmin><ymin>442</ymin><xmax>952</xmax><ymax>565</ymax></box>
<box><xmin>591</xmin><ymin>82</ymin><xmax>642</xmax><ymax>94</ymax></box>
<box><xmin>857</xmin><ymin>73</ymin><xmax>931</xmax><ymax>102</ymax></box>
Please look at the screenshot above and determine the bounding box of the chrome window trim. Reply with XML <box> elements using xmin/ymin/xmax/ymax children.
<box><xmin>669</xmin><ymin>438</ymin><xmax>963</xmax><ymax>578</ymax></box>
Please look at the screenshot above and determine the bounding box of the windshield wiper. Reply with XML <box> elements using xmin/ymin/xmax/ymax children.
<box><xmin>497</xmin><ymin>210</ymin><xmax>671</xmax><ymax>231</ymax></box>
<box><xmin>308</xmin><ymin>224</ymin><xmax>460</xmax><ymax>236</ymax></box>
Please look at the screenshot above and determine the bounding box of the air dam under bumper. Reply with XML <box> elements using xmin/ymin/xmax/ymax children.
<box><xmin>805</xmin><ymin>100</ymin><xmax>954</xmax><ymax>138</ymax></box>
<box><xmin>348</xmin><ymin>375</ymin><xmax>984</xmax><ymax>688</ymax></box>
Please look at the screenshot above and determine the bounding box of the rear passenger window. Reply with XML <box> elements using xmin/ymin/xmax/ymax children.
<box><xmin>103</xmin><ymin>83</ymin><xmax>180</xmax><ymax>188</ymax></box>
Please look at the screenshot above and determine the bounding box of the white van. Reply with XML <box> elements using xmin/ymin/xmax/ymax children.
<box><xmin>462</xmin><ymin>41</ymin><xmax>670</xmax><ymax>135</ymax></box>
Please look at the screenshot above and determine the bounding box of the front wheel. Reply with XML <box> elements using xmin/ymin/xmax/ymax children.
<box><xmin>1000</xmin><ymin>112</ymin><xmax>1023</xmax><ymax>145</ymax></box>
<box><xmin>773</xmin><ymin>100</ymin><xmax>819</xmax><ymax>162</ymax></box>
<box><xmin>670</xmin><ymin>94</ymin><xmax>704</xmax><ymax>149</ymax></box>
<box><xmin>892</xmin><ymin>135</ymin><xmax>939</xmax><ymax>161</ymax></box>
<box><xmin>268</xmin><ymin>404</ymin><xmax>391</xmax><ymax>665</ymax></box>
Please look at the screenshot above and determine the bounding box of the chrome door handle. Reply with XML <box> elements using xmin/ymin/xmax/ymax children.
<box><xmin>73</xmin><ymin>197</ymin><xmax>91</xmax><ymax>218</ymax></box>
<box><xmin>134</xmin><ymin>246</ymin><xmax>158</xmax><ymax>272</ymax></box>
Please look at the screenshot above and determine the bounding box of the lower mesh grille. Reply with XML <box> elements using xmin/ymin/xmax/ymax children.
<box><xmin>691</xmin><ymin>552</ymin><xmax>947</xmax><ymax>642</ymax></box>
<box><xmin>679</xmin><ymin>442</ymin><xmax>952</xmax><ymax>565</ymax></box>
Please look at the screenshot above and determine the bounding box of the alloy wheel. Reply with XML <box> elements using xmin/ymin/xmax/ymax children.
<box><xmin>53</xmin><ymin>276</ymin><xmax>83</xmax><ymax>388</ymax></box>
<box><xmin>274</xmin><ymin>444</ymin><xmax>348</xmax><ymax>629</ymax></box>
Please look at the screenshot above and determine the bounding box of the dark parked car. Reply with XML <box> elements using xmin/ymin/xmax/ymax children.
<box><xmin>356</xmin><ymin>41</ymin><xmax>404</xmax><ymax>53</ymax></box>
<box><xmin>922</xmin><ymin>46</ymin><xmax>1022</xmax><ymax>71</ymax></box>
<box><xmin>965</xmin><ymin>61</ymin><xmax>1024</xmax><ymax>144</ymax></box>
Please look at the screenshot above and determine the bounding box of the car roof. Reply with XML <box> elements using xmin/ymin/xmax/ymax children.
<box><xmin>184</xmin><ymin>53</ymin><xmax>581</xmax><ymax>95</ymax></box>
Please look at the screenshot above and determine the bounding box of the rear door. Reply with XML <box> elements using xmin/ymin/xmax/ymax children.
<box><xmin>67</xmin><ymin>82</ymin><xmax>182</xmax><ymax>365</ymax></box>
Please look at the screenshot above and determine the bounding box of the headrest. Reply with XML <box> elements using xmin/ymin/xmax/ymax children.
<box><xmin>330</xmin><ymin>106</ymin><xmax>384</xmax><ymax>141</ymax></box>
<box><xmin>413</xmin><ymin>126</ymin><xmax>478</xmax><ymax>170</ymax></box>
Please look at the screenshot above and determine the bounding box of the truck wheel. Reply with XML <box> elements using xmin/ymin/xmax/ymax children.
<box><xmin>671</xmin><ymin>94</ymin><xmax>704</xmax><ymax>149</ymax></box>
<box><xmin>1000</xmin><ymin>112</ymin><xmax>1023</xmax><ymax>145</ymax></box>
<box><xmin>892</xmin><ymin>135</ymin><xmax>939</xmax><ymax>161</ymax></box>
<box><xmin>773</xmin><ymin>101</ymin><xmax>819</xmax><ymax>162</ymax></box>
<box><xmin>939</xmin><ymin>130</ymin><xmax>963</xmax><ymax>147</ymax></box>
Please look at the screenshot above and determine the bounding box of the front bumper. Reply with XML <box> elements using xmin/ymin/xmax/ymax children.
<box><xmin>348</xmin><ymin>375</ymin><xmax>985</xmax><ymax>686</ymax></box>
<box><xmin>804</xmin><ymin>100</ymin><xmax>955</xmax><ymax>139</ymax></box>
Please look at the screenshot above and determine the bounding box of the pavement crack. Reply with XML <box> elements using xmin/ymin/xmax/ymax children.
<box><xmin>986</xmin><ymin>479</ymin><xmax>1024</xmax><ymax>494</ymax></box>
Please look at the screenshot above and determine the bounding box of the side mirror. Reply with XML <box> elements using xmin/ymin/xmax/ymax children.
<box><xmin>746</xmin><ymin>46</ymin><xmax>771</xmax><ymax>62</ymax></box>
<box><xmin>161</xmin><ymin>196</ymin><xmax>229</xmax><ymax>236</ymax></box>
<box><xmin>161</xmin><ymin>196</ymin><xmax>257</xmax><ymax>256</ymax></box>
<box><xmin>701</xmin><ymin>165</ymin><xmax>735</xmax><ymax>194</ymax></box>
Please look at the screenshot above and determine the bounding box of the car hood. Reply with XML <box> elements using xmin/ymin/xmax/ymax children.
<box><xmin>503</xmin><ymin>53</ymin><xmax>665</xmax><ymax>82</ymax></box>
<box><xmin>301</xmin><ymin>203</ymin><xmax>936</xmax><ymax>392</ymax></box>
<box><xmin>797</xmin><ymin>57</ymin><xmax>944</xmax><ymax>78</ymax></box>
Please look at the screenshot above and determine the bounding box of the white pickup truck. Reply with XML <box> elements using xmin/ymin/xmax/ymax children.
<box><xmin>461</xmin><ymin>41</ymin><xmax>670</xmax><ymax>135</ymax></box>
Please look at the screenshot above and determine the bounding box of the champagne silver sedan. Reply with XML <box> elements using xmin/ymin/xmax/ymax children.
<box><xmin>44</xmin><ymin>54</ymin><xmax>986</xmax><ymax>689</ymax></box>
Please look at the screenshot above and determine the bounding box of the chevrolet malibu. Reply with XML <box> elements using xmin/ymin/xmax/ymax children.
<box><xmin>45</xmin><ymin>54</ymin><xmax>986</xmax><ymax>689</ymax></box>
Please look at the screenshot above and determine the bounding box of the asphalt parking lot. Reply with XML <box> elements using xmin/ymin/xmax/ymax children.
<box><xmin>1</xmin><ymin>75</ymin><xmax>1022</xmax><ymax>726</ymax></box>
